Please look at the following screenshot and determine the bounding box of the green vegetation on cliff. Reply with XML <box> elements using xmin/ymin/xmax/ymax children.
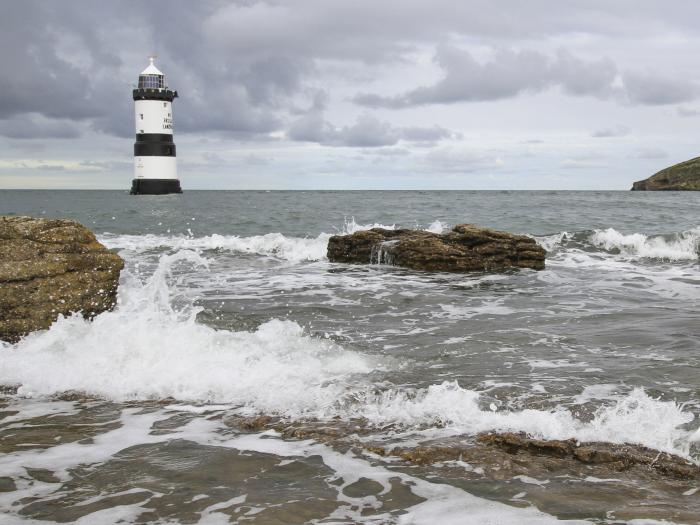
<box><xmin>632</xmin><ymin>156</ymin><xmax>700</xmax><ymax>190</ymax></box>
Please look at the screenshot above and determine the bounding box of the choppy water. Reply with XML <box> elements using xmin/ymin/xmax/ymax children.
<box><xmin>1</xmin><ymin>190</ymin><xmax>699</xmax><ymax>524</ymax></box>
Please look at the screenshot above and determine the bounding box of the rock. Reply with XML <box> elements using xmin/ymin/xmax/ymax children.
<box><xmin>0</xmin><ymin>216</ymin><xmax>124</xmax><ymax>343</ymax></box>
<box><xmin>327</xmin><ymin>224</ymin><xmax>545</xmax><ymax>272</ymax></box>
<box><xmin>632</xmin><ymin>156</ymin><xmax>700</xmax><ymax>190</ymax></box>
<box><xmin>478</xmin><ymin>432</ymin><xmax>699</xmax><ymax>480</ymax></box>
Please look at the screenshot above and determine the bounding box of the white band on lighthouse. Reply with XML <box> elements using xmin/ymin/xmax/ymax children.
<box><xmin>130</xmin><ymin>57</ymin><xmax>182</xmax><ymax>195</ymax></box>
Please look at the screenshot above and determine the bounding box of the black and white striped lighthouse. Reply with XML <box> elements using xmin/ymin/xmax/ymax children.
<box><xmin>130</xmin><ymin>57</ymin><xmax>181</xmax><ymax>195</ymax></box>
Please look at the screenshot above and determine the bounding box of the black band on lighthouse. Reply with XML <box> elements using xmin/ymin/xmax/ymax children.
<box><xmin>130</xmin><ymin>179</ymin><xmax>182</xmax><ymax>195</ymax></box>
<box><xmin>135</xmin><ymin>133</ymin><xmax>174</xmax><ymax>143</ymax></box>
<box><xmin>134</xmin><ymin>134</ymin><xmax>176</xmax><ymax>157</ymax></box>
<box><xmin>132</xmin><ymin>88</ymin><xmax>178</xmax><ymax>102</ymax></box>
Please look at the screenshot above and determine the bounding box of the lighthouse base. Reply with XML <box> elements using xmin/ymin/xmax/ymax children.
<box><xmin>130</xmin><ymin>179</ymin><xmax>182</xmax><ymax>195</ymax></box>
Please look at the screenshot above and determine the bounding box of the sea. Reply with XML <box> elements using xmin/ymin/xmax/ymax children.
<box><xmin>0</xmin><ymin>190</ymin><xmax>699</xmax><ymax>524</ymax></box>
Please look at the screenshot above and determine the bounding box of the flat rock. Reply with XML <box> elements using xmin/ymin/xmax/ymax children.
<box><xmin>327</xmin><ymin>224</ymin><xmax>545</xmax><ymax>272</ymax></box>
<box><xmin>632</xmin><ymin>156</ymin><xmax>700</xmax><ymax>190</ymax></box>
<box><xmin>0</xmin><ymin>216</ymin><xmax>124</xmax><ymax>343</ymax></box>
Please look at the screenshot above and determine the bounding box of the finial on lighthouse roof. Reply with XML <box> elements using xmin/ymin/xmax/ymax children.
<box><xmin>140</xmin><ymin>55</ymin><xmax>163</xmax><ymax>76</ymax></box>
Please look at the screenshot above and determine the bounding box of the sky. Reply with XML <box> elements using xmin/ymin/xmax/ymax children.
<box><xmin>2</xmin><ymin>0</ymin><xmax>700</xmax><ymax>190</ymax></box>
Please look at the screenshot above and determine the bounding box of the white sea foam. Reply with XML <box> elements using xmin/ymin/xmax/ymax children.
<box><xmin>0</xmin><ymin>251</ymin><xmax>376</xmax><ymax>415</ymax></box>
<box><xmin>101</xmin><ymin>231</ymin><xmax>332</xmax><ymax>262</ymax></box>
<box><xmin>354</xmin><ymin>382</ymin><xmax>696</xmax><ymax>459</ymax></box>
<box><xmin>425</xmin><ymin>220</ymin><xmax>449</xmax><ymax>233</ymax></box>
<box><xmin>534</xmin><ymin>231</ymin><xmax>572</xmax><ymax>251</ymax></box>
<box><xmin>213</xmin><ymin>431</ymin><xmax>590</xmax><ymax>525</ymax></box>
<box><xmin>1</xmin><ymin>252</ymin><xmax>696</xmax><ymax>460</ymax></box>
<box><xmin>588</xmin><ymin>227</ymin><xmax>699</xmax><ymax>260</ymax></box>
<box><xmin>99</xmin><ymin>218</ymin><xmax>454</xmax><ymax>264</ymax></box>
<box><xmin>100</xmin><ymin>217</ymin><xmax>397</xmax><ymax>263</ymax></box>
<box><xmin>535</xmin><ymin>227</ymin><xmax>700</xmax><ymax>261</ymax></box>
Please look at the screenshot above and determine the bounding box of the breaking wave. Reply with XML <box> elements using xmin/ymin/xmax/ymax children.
<box><xmin>536</xmin><ymin>227</ymin><xmax>699</xmax><ymax>261</ymax></box>
<box><xmin>0</xmin><ymin>251</ymin><xmax>376</xmax><ymax>414</ymax></box>
<box><xmin>99</xmin><ymin>217</ymin><xmax>399</xmax><ymax>263</ymax></box>
<box><xmin>0</xmin><ymin>251</ymin><xmax>697</xmax><ymax>459</ymax></box>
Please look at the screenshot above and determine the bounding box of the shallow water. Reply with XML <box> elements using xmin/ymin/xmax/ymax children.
<box><xmin>0</xmin><ymin>190</ymin><xmax>699</xmax><ymax>524</ymax></box>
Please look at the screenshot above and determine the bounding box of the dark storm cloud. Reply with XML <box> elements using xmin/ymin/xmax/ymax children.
<box><xmin>0</xmin><ymin>2</ymin><xmax>117</xmax><ymax>121</ymax></box>
<box><xmin>0</xmin><ymin>114</ymin><xmax>82</xmax><ymax>139</ymax></box>
<box><xmin>4</xmin><ymin>0</ymin><xmax>700</xmax><ymax>145</ymax></box>
<box><xmin>0</xmin><ymin>1</ymin><xmax>296</xmax><ymax>140</ymax></box>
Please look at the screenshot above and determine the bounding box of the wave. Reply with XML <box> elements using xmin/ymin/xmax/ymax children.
<box><xmin>100</xmin><ymin>217</ymin><xmax>399</xmax><ymax>263</ymax></box>
<box><xmin>1</xmin><ymin>251</ymin><xmax>696</xmax><ymax>459</ymax></box>
<box><xmin>0</xmin><ymin>251</ymin><xmax>377</xmax><ymax>414</ymax></box>
<box><xmin>536</xmin><ymin>227</ymin><xmax>699</xmax><ymax>261</ymax></box>
<box><xmin>588</xmin><ymin>227</ymin><xmax>699</xmax><ymax>261</ymax></box>
<box><xmin>353</xmin><ymin>381</ymin><xmax>696</xmax><ymax>459</ymax></box>
<box><xmin>101</xmin><ymin>231</ymin><xmax>332</xmax><ymax>263</ymax></box>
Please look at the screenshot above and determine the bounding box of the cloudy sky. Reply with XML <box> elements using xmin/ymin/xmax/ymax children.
<box><xmin>2</xmin><ymin>0</ymin><xmax>700</xmax><ymax>189</ymax></box>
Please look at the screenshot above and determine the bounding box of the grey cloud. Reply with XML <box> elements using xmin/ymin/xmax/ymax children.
<box><xmin>622</xmin><ymin>71</ymin><xmax>700</xmax><ymax>105</ymax></box>
<box><xmin>0</xmin><ymin>114</ymin><xmax>83</xmax><ymax>139</ymax></box>
<box><xmin>401</xmin><ymin>126</ymin><xmax>461</xmax><ymax>142</ymax></box>
<box><xmin>560</xmin><ymin>150</ymin><xmax>607</xmax><ymax>170</ymax></box>
<box><xmin>361</xmin><ymin>147</ymin><xmax>411</xmax><ymax>157</ymax></box>
<box><xmin>630</xmin><ymin>147</ymin><xmax>668</xmax><ymax>159</ymax></box>
<box><xmin>202</xmin><ymin>1</ymin><xmax>700</xmax><ymax>62</ymax></box>
<box><xmin>36</xmin><ymin>164</ymin><xmax>66</xmax><ymax>171</ymax></box>
<box><xmin>422</xmin><ymin>147</ymin><xmax>504</xmax><ymax>173</ymax></box>
<box><xmin>289</xmin><ymin>114</ymin><xmax>399</xmax><ymax>147</ymax></box>
<box><xmin>354</xmin><ymin>46</ymin><xmax>618</xmax><ymax>108</ymax></box>
<box><xmin>677</xmin><ymin>106</ymin><xmax>700</xmax><ymax>117</ymax></box>
<box><xmin>0</xmin><ymin>1</ymin><xmax>294</xmax><ymax>140</ymax></box>
<box><xmin>288</xmin><ymin>112</ymin><xmax>458</xmax><ymax>148</ymax></box>
<box><xmin>591</xmin><ymin>124</ymin><xmax>631</xmax><ymax>138</ymax></box>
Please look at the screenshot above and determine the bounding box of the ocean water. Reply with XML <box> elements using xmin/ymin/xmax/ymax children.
<box><xmin>0</xmin><ymin>190</ymin><xmax>699</xmax><ymax>524</ymax></box>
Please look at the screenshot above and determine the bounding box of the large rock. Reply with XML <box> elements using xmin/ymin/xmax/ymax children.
<box><xmin>632</xmin><ymin>156</ymin><xmax>700</xmax><ymax>190</ymax></box>
<box><xmin>0</xmin><ymin>216</ymin><xmax>124</xmax><ymax>343</ymax></box>
<box><xmin>327</xmin><ymin>224</ymin><xmax>545</xmax><ymax>272</ymax></box>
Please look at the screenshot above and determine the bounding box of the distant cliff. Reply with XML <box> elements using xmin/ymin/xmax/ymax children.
<box><xmin>632</xmin><ymin>157</ymin><xmax>700</xmax><ymax>190</ymax></box>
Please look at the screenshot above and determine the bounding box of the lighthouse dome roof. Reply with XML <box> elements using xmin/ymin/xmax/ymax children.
<box><xmin>140</xmin><ymin>56</ymin><xmax>163</xmax><ymax>76</ymax></box>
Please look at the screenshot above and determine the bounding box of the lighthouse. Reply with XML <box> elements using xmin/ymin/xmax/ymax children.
<box><xmin>130</xmin><ymin>57</ymin><xmax>181</xmax><ymax>195</ymax></box>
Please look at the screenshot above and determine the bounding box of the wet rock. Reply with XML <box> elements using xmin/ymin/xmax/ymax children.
<box><xmin>478</xmin><ymin>432</ymin><xmax>699</xmax><ymax>480</ymax></box>
<box><xmin>0</xmin><ymin>216</ymin><xmax>124</xmax><ymax>343</ymax></box>
<box><xmin>239</xmin><ymin>415</ymin><xmax>274</xmax><ymax>431</ymax></box>
<box><xmin>632</xmin><ymin>156</ymin><xmax>700</xmax><ymax>190</ymax></box>
<box><xmin>327</xmin><ymin>224</ymin><xmax>545</xmax><ymax>273</ymax></box>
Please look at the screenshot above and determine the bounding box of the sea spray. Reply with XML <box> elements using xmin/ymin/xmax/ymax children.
<box><xmin>535</xmin><ymin>227</ymin><xmax>699</xmax><ymax>261</ymax></box>
<box><xmin>1</xmin><ymin>239</ymin><xmax>697</xmax><ymax>459</ymax></box>
<box><xmin>0</xmin><ymin>251</ymin><xmax>376</xmax><ymax>411</ymax></box>
<box><xmin>588</xmin><ymin>227</ymin><xmax>700</xmax><ymax>260</ymax></box>
<box><xmin>353</xmin><ymin>381</ymin><xmax>696</xmax><ymax>459</ymax></box>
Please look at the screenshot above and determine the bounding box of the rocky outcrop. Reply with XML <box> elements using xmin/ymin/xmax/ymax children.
<box><xmin>327</xmin><ymin>224</ymin><xmax>545</xmax><ymax>272</ymax></box>
<box><xmin>0</xmin><ymin>216</ymin><xmax>124</xmax><ymax>343</ymax></box>
<box><xmin>632</xmin><ymin>156</ymin><xmax>700</xmax><ymax>190</ymax></box>
<box><xmin>477</xmin><ymin>432</ymin><xmax>699</xmax><ymax>480</ymax></box>
<box><xmin>222</xmin><ymin>414</ymin><xmax>699</xmax><ymax>483</ymax></box>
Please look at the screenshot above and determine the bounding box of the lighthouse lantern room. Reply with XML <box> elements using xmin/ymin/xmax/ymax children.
<box><xmin>130</xmin><ymin>57</ymin><xmax>181</xmax><ymax>194</ymax></box>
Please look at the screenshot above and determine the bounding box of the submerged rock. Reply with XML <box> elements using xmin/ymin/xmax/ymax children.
<box><xmin>327</xmin><ymin>224</ymin><xmax>545</xmax><ymax>272</ymax></box>
<box><xmin>0</xmin><ymin>216</ymin><xmax>124</xmax><ymax>343</ymax></box>
<box><xmin>632</xmin><ymin>156</ymin><xmax>700</xmax><ymax>190</ymax></box>
<box><xmin>477</xmin><ymin>432</ymin><xmax>699</xmax><ymax>480</ymax></box>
